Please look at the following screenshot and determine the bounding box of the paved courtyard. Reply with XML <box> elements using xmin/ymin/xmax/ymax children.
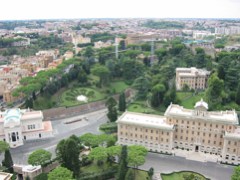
<box><xmin>140</xmin><ymin>152</ymin><xmax>234</xmax><ymax>180</ymax></box>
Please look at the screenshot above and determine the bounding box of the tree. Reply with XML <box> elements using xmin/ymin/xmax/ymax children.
<box><xmin>25</xmin><ymin>98</ymin><xmax>33</xmax><ymax>109</ymax></box>
<box><xmin>56</xmin><ymin>135</ymin><xmax>81</xmax><ymax>178</ymax></box>
<box><xmin>116</xmin><ymin>145</ymin><xmax>128</xmax><ymax>180</ymax></box>
<box><xmin>28</xmin><ymin>149</ymin><xmax>52</xmax><ymax>166</ymax></box>
<box><xmin>84</xmin><ymin>46</ymin><xmax>94</xmax><ymax>58</ymax></box>
<box><xmin>150</xmin><ymin>84</ymin><xmax>166</xmax><ymax>107</ymax></box>
<box><xmin>106</xmin><ymin>97</ymin><xmax>118</xmax><ymax>122</ymax></box>
<box><xmin>119</xmin><ymin>40</ymin><xmax>126</xmax><ymax>50</ymax></box>
<box><xmin>0</xmin><ymin>141</ymin><xmax>9</xmax><ymax>153</ymax></box>
<box><xmin>48</xmin><ymin>166</ymin><xmax>73</xmax><ymax>180</ymax></box>
<box><xmin>32</xmin><ymin>91</ymin><xmax>36</xmax><ymax>101</ymax></box>
<box><xmin>182</xmin><ymin>84</ymin><xmax>190</xmax><ymax>92</ymax></box>
<box><xmin>232</xmin><ymin>166</ymin><xmax>240</xmax><ymax>180</ymax></box>
<box><xmin>92</xmin><ymin>64</ymin><xmax>110</xmax><ymax>87</ymax></box>
<box><xmin>148</xmin><ymin>167</ymin><xmax>154</xmax><ymax>180</ymax></box>
<box><xmin>2</xmin><ymin>149</ymin><xmax>13</xmax><ymax>173</ymax></box>
<box><xmin>78</xmin><ymin>69</ymin><xmax>88</xmax><ymax>84</ymax></box>
<box><xmin>236</xmin><ymin>83</ymin><xmax>240</xmax><ymax>105</ymax></box>
<box><xmin>118</xmin><ymin>92</ymin><xmax>126</xmax><ymax>112</ymax></box>
<box><xmin>205</xmin><ymin>73</ymin><xmax>225</xmax><ymax>109</ymax></box>
<box><xmin>133</xmin><ymin>76</ymin><xmax>151</xmax><ymax>99</ymax></box>
<box><xmin>217</xmin><ymin>65</ymin><xmax>225</xmax><ymax>80</ymax></box>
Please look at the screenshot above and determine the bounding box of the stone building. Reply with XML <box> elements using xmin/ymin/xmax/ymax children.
<box><xmin>176</xmin><ymin>67</ymin><xmax>210</xmax><ymax>90</ymax></box>
<box><xmin>0</xmin><ymin>108</ymin><xmax>53</xmax><ymax>148</ymax></box>
<box><xmin>117</xmin><ymin>99</ymin><xmax>240</xmax><ymax>164</ymax></box>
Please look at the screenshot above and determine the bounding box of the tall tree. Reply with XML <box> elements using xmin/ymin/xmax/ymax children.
<box><xmin>116</xmin><ymin>145</ymin><xmax>128</xmax><ymax>180</ymax></box>
<box><xmin>118</xmin><ymin>92</ymin><xmax>126</xmax><ymax>112</ymax></box>
<box><xmin>0</xmin><ymin>141</ymin><xmax>9</xmax><ymax>153</ymax></box>
<box><xmin>32</xmin><ymin>91</ymin><xmax>36</xmax><ymax>101</ymax></box>
<box><xmin>133</xmin><ymin>76</ymin><xmax>151</xmax><ymax>99</ymax></box>
<box><xmin>236</xmin><ymin>83</ymin><xmax>240</xmax><ymax>105</ymax></box>
<box><xmin>92</xmin><ymin>64</ymin><xmax>110</xmax><ymax>87</ymax></box>
<box><xmin>205</xmin><ymin>73</ymin><xmax>225</xmax><ymax>109</ymax></box>
<box><xmin>2</xmin><ymin>149</ymin><xmax>13</xmax><ymax>173</ymax></box>
<box><xmin>48</xmin><ymin>166</ymin><xmax>73</xmax><ymax>180</ymax></box>
<box><xmin>56</xmin><ymin>135</ymin><xmax>81</xmax><ymax>178</ymax></box>
<box><xmin>28</xmin><ymin>149</ymin><xmax>52</xmax><ymax>166</ymax></box>
<box><xmin>148</xmin><ymin>167</ymin><xmax>154</xmax><ymax>180</ymax></box>
<box><xmin>106</xmin><ymin>97</ymin><xmax>118</xmax><ymax>122</ymax></box>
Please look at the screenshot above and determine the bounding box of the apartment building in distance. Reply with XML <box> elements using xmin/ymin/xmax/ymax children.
<box><xmin>117</xmin><ymin>99</ymin><xmax>240</xmax><ymax>165</ymax></box>
<box><xmin>176</xmin><ymin>67</ymin><xmax>210</xmax><ymax>90</ymax></box>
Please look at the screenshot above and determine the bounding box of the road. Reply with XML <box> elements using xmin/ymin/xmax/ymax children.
<box><xmin>10</xmin><ymin>109</ymin><xmax>108</xmax><ymax>164</ymax></box>
<box><xmin>140</xmin><ymin>152</ymin><xmax>234</xmax><ymax>180</ymax></box>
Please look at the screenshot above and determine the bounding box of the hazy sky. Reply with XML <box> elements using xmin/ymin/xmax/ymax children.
<box><xmin>1</xmin><ymin>0</ymin><xmax>239</xmax><ymax>20</ymax></box>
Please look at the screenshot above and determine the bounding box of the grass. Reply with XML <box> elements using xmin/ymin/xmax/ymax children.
<box><xmin>177</xmin><ymin>91</ymin><xmax>205</xmax><ymax>109</ymax></box>
<box><xmin>135</xmin><ymin>169</ymin><xmax>149</xmax><ymax>180</ymax></box>
<box><xmin>177</xmin><ymin>92</ymin><xmax>193</xmax><ymax>101</ymax></box>
<box><xmin>161</xmin><ymin>171</ymin><xmax>208</xmax><ymax>180</ymax></box>
<box><xmin>108</xmin><ymin>81</ymin><xmax>129</xmax><ymax>93</ymax></box>
<box><xmin>80</xmin><ymin>162</ymin><xmax>149</xmax><ymax>180</ymax></box>
<box><xmin>60</xmin><ymin>87</ymin><xmax>106</xmax><ymax>107</ymax></box>
<box><xmin>127</xmin><ymin>100</ymin><xmax>165</xmax><ymax>115</ymax></box>
<box><xmin>80</xmin><ymin>162</ymin><xmax>116</xmax><ymax>174</ymax></box>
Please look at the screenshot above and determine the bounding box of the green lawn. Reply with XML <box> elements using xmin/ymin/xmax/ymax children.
<box><xmin>80</xmin><ymin>162</ymin><xmax>149</xmax><ymax>180</ymax></box>
<box><xmin>177</xmin><ymin>92</ymin><xmax>193</xmax><ymax>101</ymax></box>
<box><xmin>161</xmin><ymin>171</ymin><xmax>208</xmax><ymax>180</ymax></box>
<box><xmin>60</xmin><ymin>87</ymin><xmax>106</xmax><ymax>107</ymax></box>
<box><xmin>127</xmin><ymin>100</ymin><xmax>165</xmax><ymax>115</ymax></box>
<box><xmin>178</xmin><ymin>92</ymin><xmax>205</xmax><ymax>109</ymax></box>
<box><xmin>109</xmin><ymin>81</ymin><xmax>129</xmax><ymax>93</ymax></box>
<box><xmin>135</xmin><ymin>169</ymin><xmax>149</xmax><ymax>180</ymax></box>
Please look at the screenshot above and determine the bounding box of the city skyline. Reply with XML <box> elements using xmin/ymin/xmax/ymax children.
<box><xmin>1</xmin><ymin>0</ymin><xmax>239</xmax><ymax>21</ymax></box>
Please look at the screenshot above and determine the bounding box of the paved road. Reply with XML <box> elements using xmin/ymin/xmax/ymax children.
<box><xmin>10</xmin><ymin>109</ymin><xmax>108</xmax><ymax>164</ymax></box>
<box><xmin>140</xmin><ymin>153</ymin><xmax>234</xmax><ymax>180</ymax></box>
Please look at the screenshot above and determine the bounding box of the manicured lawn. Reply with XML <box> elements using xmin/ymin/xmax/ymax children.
<box><xmin>81</xmin><ymin>162</ymin><xmax>116</xmax><ymax>174</ymax></box>
<box><xmin>109</xmin><ymin>81</ymin><xmax>129</xmax><ymax>93</ymax></box>
<box><xmin>127</xmin><ymin>100</ymin><xmax>165</xmax><ymax>115</ymax></box>
<box><xmin>178</xmin><ymin>92</ymin><xmax>205</xmax><ymax>109</ymax></box>
<box><xmin>177</xmin><ymin>92</ymin><xmax>193</xmax><ymax>101</ymax></box>
<box><xmin>161</xmin><ymin>171</ymin><xmax>208</xmax><ymax>180</ymax></box>
<box><xmin>81</xmin><ymin>162</ymin><xmax>149</xmax><ymax>180</ymax></box>
<box><xmin>60</xmin><ymin>87</ymin><xmax>106</xmax><ymax>107</ymax></box>
<box><xmin>135</xmin><ymin>169</ymin><xmax>149</xmax><ymax>180</ymax></box>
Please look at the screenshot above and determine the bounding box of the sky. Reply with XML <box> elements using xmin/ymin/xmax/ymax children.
<box><xmin>0</xmin><ymin>0</ymin><xmax>239</xmax><ymax>20</ymax></box>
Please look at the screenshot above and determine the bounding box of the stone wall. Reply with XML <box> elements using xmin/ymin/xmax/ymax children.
<box><xmin>43</xmin><ymin>89</ymin><xmax>134</xmax><ymax>120</ymax></box>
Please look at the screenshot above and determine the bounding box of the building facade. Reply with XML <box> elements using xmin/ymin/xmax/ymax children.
<box><xmin>0</xmin><ymin>108</ymin><xmax>53</xmax><ymax>148</ymax></box>
<box><xmin>176</xmin><ymin>67</ymin><xmax>210</xmax><ymax>90</ymax></box>
<box><xmin>117</xmin><ymin>100</ymin><xmax>240</xmax><ymax>164</ymax></box>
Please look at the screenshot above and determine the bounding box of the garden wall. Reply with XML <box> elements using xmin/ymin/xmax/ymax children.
<box><xmin>42</xmin><ymin>89</ymin><xmax>134</xmax><ymax>120</ymax></box>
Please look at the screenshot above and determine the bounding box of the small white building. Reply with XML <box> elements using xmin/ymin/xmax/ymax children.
<box><xmin>0</xmin><ymin>108</ymin><xmax>53</xmax><ymax>148</ymax></box>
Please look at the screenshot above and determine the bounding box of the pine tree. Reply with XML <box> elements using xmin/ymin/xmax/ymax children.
<box><xmin>32</xmin><ymin>91</ymin><xmax>36</xmax><ymax>101</ymax></box>
<box><xmin>118</xmin><ymin>92</ymin><xmax>126</xmax><ymax>112</ymax></box>
<box><xmin>2</xmin><ymin>149</ymin><xmax>13</xmax><ymax>173</ymax></box>
<box><xmin>116</xmin><ymin>145</ymin><xmax>128</xmax><ymax>180</ymax></box>
<box><xmin>106</xmin><ymin>97</ymin><xmax>118</xmax><ymax>122</ymax></box>
<box><xmin>236</xmin><ymin>83</ymin><xmax>240</xmax><ymax>105</ymax></box>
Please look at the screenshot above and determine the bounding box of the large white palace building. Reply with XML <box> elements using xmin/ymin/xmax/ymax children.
<box><xmin>0</xmin><ymin>108</ymin><xmax>53</xmax><ymax>148</ymax></box>
<box><xmin>117</xmin><ymin>99</ymin><xmax>240</xmax><ymax>165</ymax></box>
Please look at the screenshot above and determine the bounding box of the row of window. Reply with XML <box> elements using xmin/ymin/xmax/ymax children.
<box><xmin>175</xmin><ymin>130</ymin><xmax>223</xmax><ymax>138</ymax></box>
<box><xmin>169</xmin><ymin>119</ymin><xmax>232</xmax><ymax>130</ymax></box>
<box><xmin>120</xmin><ymin>132</ymin><xmax>169</xmax><ymax>142</ymax></box>
<box><xmin>28</xmin><ymin>124</ymin><xmax>36</xmax><ymax>130</ymax></box>
<box><xmin>120</xmin><ymin>126</ymin><xmax>169</xmax><ymax>135</ymax></box>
